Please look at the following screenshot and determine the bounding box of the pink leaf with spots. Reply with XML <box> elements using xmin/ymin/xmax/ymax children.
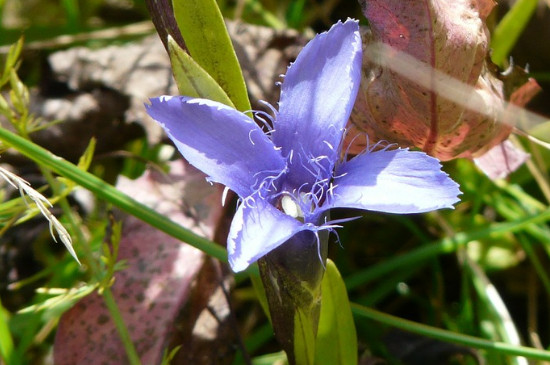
<box><xmin>54</xmin><ymin>160</ymin><xmax>231</xmax><ymax>364</ymax></box>
<box><xmin>349</xmin><ymin>0</ymin><xmax>540</xmax><ymax>171</ymax></box>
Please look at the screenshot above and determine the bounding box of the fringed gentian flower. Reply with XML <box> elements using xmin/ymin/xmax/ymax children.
<box><xmin>146</xmin><ymin>19</ymin><xmax>461</xmax><ymax>272</ymax></box>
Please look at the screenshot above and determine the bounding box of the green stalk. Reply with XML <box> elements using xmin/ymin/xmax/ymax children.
<box><xmin>345</xmin><ymin>208</ymin><xmax>550</xmax><ymax>291</ymax></box>
<box><xmin>0</xmin><ymin>127</ymin><xmax>227</xmax><ymax>263</ymax></box>
<box><xmin>491</xmin><ymin>0</ymin><xmax>537</xmax><ymax>66</ymax></box>
<box><xmin>102</xmin><ymin>290</ymin><xmax>142</xmax><ymax>365</ymax></box>
<box><xmin>351</xmin><ymin>304</ymin><xmax>550</xmax><ymax>361</ymax></box>
<box><xmin>518</xmin><ymin>233</ymin><xmax>550</xmax><ymax>294</ymax></box>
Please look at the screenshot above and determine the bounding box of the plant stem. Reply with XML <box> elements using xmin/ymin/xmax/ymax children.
<box><xmin>345</xmin><ymin>208</ymin><xmax>550</xmax><ymax>291</ymax></box>
<box><xmin>0</xmin><ymin>127</ymin><xmax>227</xmax><ymax>263</ymax></box>
<box><xmin>351</xmin><ymin>303</ymin><xmax>550</xmax><ymax>361</ymax></box>
<box><xmin>102</xmin><ymin>289</ymin><xmax>142</xmax><ymax>365</ymax></box>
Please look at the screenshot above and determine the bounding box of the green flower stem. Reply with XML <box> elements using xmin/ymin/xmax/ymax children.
<box><xmin>351</xmin><ymin>303</ymin><xmax>550</xmax><ymax>361</ymax></box>
<box><xmin>461</xmin><ymin>252</ymin><xmax>522</xmax><ymax>361</ymax></box>
<box><xmin>102</xmin><ymin>289</ymin><xmax>142</xmax><ymax>365</ymax></box>
<box><xmin>345</xmin><ymin>208</ymin><xmax>550</xmax><ymax>291</ymax></box>
<box><xmin>258</xmin><ymin>228</ymin><xmax>329</xmax><ymax>365</ymax></box>
<box><xmin>0</xmin><ymin>127</ymin><xmax>226</xmax><ymax>262</ymax></box>
<box><xmin>517</xmin><ymin>233</ymin><xmax>550</xmax><ymax>294</ymax></box>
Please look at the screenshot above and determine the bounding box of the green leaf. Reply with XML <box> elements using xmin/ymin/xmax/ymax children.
<box><xmin>248</xmin><ymin>351</ymin><xmax>287</xmax><ymax>365</ymax></box>
<box><xmin>168</xmin><ymin>36</ymin><xmax>234</xmax><ymax>107</ymax></box>
<box><xmin>250</xmin><ymin>271</ymin><xmax>271</xmax><ymax>323</ymax></box>
<box><xmin>351</xmin><ymin>304</ymin><xmax>550</xmax><ymax>362</ymax></box>
<box><xmin>0</xmin><ymin>127</ymin><xmax>229</xmax><ymax>266</ymax></box>
<box><xmin>491</xmin><ymin>0</ymin><xmax>537</xmax><ymax>66</ymax></box>
<box><xmin>315</xmin><ymin>259</ymin><xmax>357</xmax><ymax>365</ymax></box>
<box><xmin>161</xmin><ymin>345</ymin><xmax>181</xmax><ymax>365</ymax></box>
<box><xmin>0</xmin><ymin>298</ymin><xmax>20</xmax><ymax>365</ymax></box>
<box><xmin>57</xmin><ymin>138</ymin><xmax>95</xmax><ymax>192</ymax></box>
<box><xmin>294</xmin><ymin>308</ymin><xmax>316</xmax><ymax>365</ymax></box>
<box><xmin>1</xmin><ymin>38</ymin><xmax>23</xmax><ymax>87</ymax></box>
<box><xmin>77</xmin><ymin>138</ymin><xmax>96</xmax><ymax>171</ymax></box>
<box><xmin>172</xmin><ymin>0</ymin><xmax>251</xmax><ymax>112</ymax></box>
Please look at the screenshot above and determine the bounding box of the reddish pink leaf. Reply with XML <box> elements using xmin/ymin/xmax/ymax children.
<box><xmin>472</xmin><ymin>76</ymin><xmax>540</xmax><ymax>179</ymax></box>
<box><xmin>348</xmin><ymin>0</ymin><xmax>538</xmax><ymax>166</ymax></box>
<box><xmin>508</xmin><ymin>77</ymin><xmax>541</xmax><ymax>109</ymax></box>
<box><xmin>474</xmin><ymin>139</ymin><xmax>530</xmax><ymax>180</ymax></box>
<box><xmin>54</xmin><ymin>161</ymin><xmax>227</xmax><ymax>364</ymax></box>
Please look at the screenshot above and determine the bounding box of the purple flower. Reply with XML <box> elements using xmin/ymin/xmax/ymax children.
<box><xmin>146</xmin><ymin>19</ymin><xmax>461</xmax><ymax>272</ymax></box>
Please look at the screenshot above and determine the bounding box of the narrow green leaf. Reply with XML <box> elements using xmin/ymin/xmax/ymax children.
<box><xmin>77</xmin><ymin>138</ymin><xmax>96</xmax><ymax>171</ymax></box>
<box><xmin>294</xmin><ymin>308</ymin><xmax>316</xmax><ymax>365</ymax></box>
<box><xmin>315</xmin><ymin>259</ymin><xmax>357</xmax><ymax>365</ymax></box>
<box><xmin>247</xmin><ymin>351</ymin><xmax>287</xmax><ymax>365</ymax></box>
<box><xmin>1</xmin><ymin>38</ymin><xmax>23</xmax><ymax>87</ymax></box>
<box><xmin>491</xmin><ymin>0</ymin><xmax>537</xmax><ymax>66</ymax></box>
<box><xmin>241</xmin><ymin>1</ymin><xmax>284</xmax><ymax>30</ymax></box>
<box><xmin>250</xmin><ymin>272</ymin><xmax>271</xmax><ymax>322</ymax></box>
<box><xmin>0</xmin><ymin>127</ymin><xmax>228</xmax><ymax>266</ymax></box>
<box><xmin>172</xmin><ymin>0</ymin><xmax>251</xmax><ymax>112</ymax></box>
<box><xmin>161</xmin><ymin>345</ymin><xmax>181</xmax><ymax>365</ymax></box>
<box><xmin>168</xmin><ymin>35</ymin><xmax>234</xmax><ymax>107</ymax></box>
<box><xmin>60</xmin><ymin>0</ymin><xmax>81</xmax><ymax>32</ymax></box>
<box><xmin>0</xmin><ymin>299</ymin><xmax>19</xmax><ymax>365</ymax></box>
<box><xmin>286</xmin><ymin>0</ymin><xmax>306</xmax><ymax>29</ymax></box>
<box><xmin>351</xmin><ymin>304</ymin><xmax>550</xmax><ymax>361</ymax></box>
<box><xmin>344</xmin><ymin>207</ymin><xmax>550</xmax><ymax>291</ymax></box>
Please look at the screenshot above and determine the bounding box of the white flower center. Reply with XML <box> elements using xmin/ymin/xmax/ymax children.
<box><xmin>281</xmin><ymin>195</ymin><xmax>304</xmax><ymax>219</ymax></box>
